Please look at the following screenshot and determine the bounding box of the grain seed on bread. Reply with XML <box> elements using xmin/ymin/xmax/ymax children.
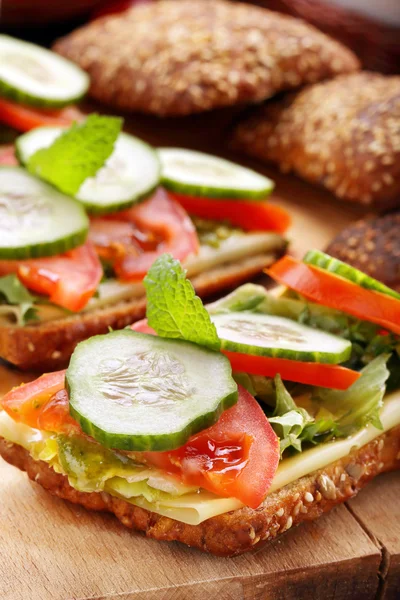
<box><xmin>232</xmin><ymin>72</ymin><xmax>400</xmax><ymax>209</ymax></box>
<box><xmin>53</xmin><ymin>0</ymin><xmax>359</xmax><ymax>117</ymax></box>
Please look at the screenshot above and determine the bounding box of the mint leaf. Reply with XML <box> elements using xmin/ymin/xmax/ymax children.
<box><xmin>144</xmin><ymin>254</ymin><xmax>220</xmax><ymax>351</ymax></box>
<box><xmin>0</xmin><ymin>274</ymin><xmax>38</xmax><ymax>325</ymax></box>
<box><xmin>27</xmin><ymin>114</ymin><xmax>122</xmax><ymax>196</ymax></box>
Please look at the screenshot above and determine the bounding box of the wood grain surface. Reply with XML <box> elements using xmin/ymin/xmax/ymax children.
<box><xmin>0</xmin><ymin>110</ymin><xmax>398</xmax><ymax>599</ymax></box>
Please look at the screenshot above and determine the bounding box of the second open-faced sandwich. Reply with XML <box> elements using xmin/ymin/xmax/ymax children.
<box><xmin>0</xmin><ymin>115</ymin><xmax>288</xmax><ymax>370</ymax></box>
<box><xmin>0</xmin><ymin>251</ymin><xmax>399</xmax><ymax>556</ymax></box>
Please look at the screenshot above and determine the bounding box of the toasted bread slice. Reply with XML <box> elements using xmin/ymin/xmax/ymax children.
<box><xmin>0</xmin><ymin>252</ymin><xmax>278</xmax><ymax>371</ymax></box>
<box><xmin>1</xmin><ymin>425</ymin><xmax>399</xmax><ymax>556</ymax></box>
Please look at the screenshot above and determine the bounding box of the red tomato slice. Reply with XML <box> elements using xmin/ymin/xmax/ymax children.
<box><xmin>0</xmin><ymin>145</ymin><xmax>18</xmax><ymax>165</ymax></box>
<box><xmin>0</xmin><ymin>242</ymin><xmax>102</xmax><ymax>311</ymax></box>
<box><xmin>171</xmin><ymin>192</ymin><xmax>291</xmax><ymax>233</ymax></box>
<box><xmin>140</xmin><ymin>385</ymin><xmax>279</xmax><ymax>508</ymax></box>
<box><xmin>132</xmin><ymin>319</ymin><xmax>360</xmax><ymax>390</ymax></box>
<box><xmin>105</xmin><ymin>189</ymin><xmax>199</xmax><ymax>281</ymax></box>
<box><xmin>1</xmin><ymin>370</ymin><xmax>79</xmax><ymax>434</ymax></box>
<box><xmin>0</xmin><ymin>97</ymin><xmax>85</xmax><ymax>132</ymax></box>
<box><xmin>223</xmin><ymin>351</ymin><xmax>360</xmax><ymax>390</ymax></box>
<box><xmin>268</xmin><ymin>256</ymin><xmax>400</xmax><ymax>336</ymax></box>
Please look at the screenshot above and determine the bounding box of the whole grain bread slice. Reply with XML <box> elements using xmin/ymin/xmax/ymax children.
<box><xmin>1</xmin><ymin>425</ymin><xmax>399</xmax><ymax>556</ymax></box>
<box><xmin>0</xmin><ymin>252</ymin><xmax>277</xmax><ymax>371</ymax></box>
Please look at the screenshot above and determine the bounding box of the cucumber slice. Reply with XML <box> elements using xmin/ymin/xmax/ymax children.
<box><xmin>0</xmin><ymin>35</ymin><xmax>89</xmax><ymax>108</ymax></box>
<box><xmin>16</xmin><ymin>127</ymin><xmax>160</xmax><ymax>215</ymax></box>
<box><xmin>304</xmin><ymin>249</ymin><xmax>400</xmax><ymax>301</ymax></box>
<box><xmin>66</xmin><ymin>330</ymin><xmax>238</xmax><ymax>451</ymax></box>
<box><xmin>159</xmin><ymin>147</ymin><xmax>274</xmax><ymax>200</ymax></box>
<box><xmin>211</xmin><ymin>312</ymin><xmax>352</xmax><ymax>364</ymax></box>
<box><xmin>0</xmin><ymin>166</ymin><xmax>88</xmax><ymax>259</ymax></box>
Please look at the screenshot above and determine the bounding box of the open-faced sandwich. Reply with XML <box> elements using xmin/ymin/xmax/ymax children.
<box><xmin>0</xmin><ymin>251</ymin><xmax>399</xmax><ymax>556</ymax></box>
<box><xmin>0</xmin><ymin>114</ymin><xmax>288</xmax><ymax>370</ymax></box>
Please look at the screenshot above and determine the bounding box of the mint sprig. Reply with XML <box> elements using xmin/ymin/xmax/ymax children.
<box><xmin>144</xmin><ymin>254</ymin><xmax>220</xmax><ymax>352</ymax></box>
<box><xmin>27</xmin><ymin>114</ymin><xmax>122</xmax><ymax>196</ymax></box>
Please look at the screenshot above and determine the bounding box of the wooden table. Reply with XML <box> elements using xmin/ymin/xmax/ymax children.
<box><xmin>0</xmin><ymin>110</ymin><xmax>399</xmax><ymax>600</ymax></box>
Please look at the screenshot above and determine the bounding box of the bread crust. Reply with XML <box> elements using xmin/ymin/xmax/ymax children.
<box><xmin>232</xmin><ymin>72</ymin><xmax>400</xmax><ymax>209</ymax></box>
<box><xmin>0</xmin><ymin>253</ymin><xmax>277</xmax><ymax>371</ymax></box>
<box><xmin>53</xmin><ymin>0</ymin><xmax>359</xmax><ymax>116</ymax></box>
<box><xmin>326</xmin><ymin>212</ymin><xmax>400</xmax><ymax>291</ymax></box>
<box><xmin>1</xmin><ymin>425</ymin><xmax>399</xmax><ymax>556</ymax></box>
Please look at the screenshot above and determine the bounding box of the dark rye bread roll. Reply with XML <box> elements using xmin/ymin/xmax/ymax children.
<box><xmin>53</xmin><ymin>0</ymin><xmax>359</xmax><ymax>117</ymax></box>
<box><xmin>326</xmin><ymin>212</ymin><xmax>400</xmax><ymax>291</ymax></box>
<box><xmin>232</xmin><ymin>72</ymin><xmax>400</xmax><ymax>209</ymax></box>
<box><xmin>1</xmin><ymin>425</ymin><xmax>399</xmax><ymax>556</ymax></box>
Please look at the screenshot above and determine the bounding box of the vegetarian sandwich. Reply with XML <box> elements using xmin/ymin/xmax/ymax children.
<box><xmin>0</xmin><ymin>113</ymin><xmax>288</xmax><ymax>370</ymax></box>
<box><xmin>0</xmin><ymin>252</ymin><xmax>399</xmax><ymax>556</ymax></box>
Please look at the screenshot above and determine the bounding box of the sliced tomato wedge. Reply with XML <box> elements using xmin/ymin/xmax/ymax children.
<box><xmin>0</xmin><ymin>145</ymin><xmax>18</xmax><ymax>166</ymax></box>
<box><xmin>0</xmin><ymin>242</ymin><xmax>102</xmax><ymax>311</ymax></box>
<box><xmin>2</xmin><ymin>368</ymin><xmax>279</xmax><ymax>507</ymax></box>
<box><xmin>132</xmin><ymin>319</ymin><xmax>360</xmax><ymax>390</ymax></box>
<box><xmin>268</xmin><ymin>256</ymin><xmax>400</xmax><ymax>336</ymax></box>
<box><xmin>170</xmin><ymin>192</ymin><xmax>291</xmax><ymax>233</ymax></box>
<box><xmin>138</xmin><ymin>385</ymin><xmax>279</xmax><ymax>508</ymax></box>
<box><xmin>0</xmin><ymin>97</ymin><xmax>85</xmax><ymax>132</ymax></box>
<box><xmin>223</xmin><ymin>351</ymin><xmax>360</xmax><ymax>390</ymax></box>
<box><xmin>1</xmin><ymin>370</ymin><xmax>79</xmax><ymax>434</ymax></box>
<box><xmin>102</xmin><ymin>189</ymin><xmax>199</xmax><ymax>281</ymax></box>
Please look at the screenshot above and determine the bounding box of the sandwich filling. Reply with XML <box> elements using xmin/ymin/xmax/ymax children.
<box><xmin>1</xmin><ymin>252</ymin><xmax>400</xmax><ymax>525</ymax></box>
<box><xmin>0</xmin><ymin>117</ymin><xmax>287</xmax><ymax>328</ymax></box>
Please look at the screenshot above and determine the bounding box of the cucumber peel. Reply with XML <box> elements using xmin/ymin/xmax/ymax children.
<box><xmin>66</xmin><ymin>330</ymin><xmax>238</xmax><ymax>451</ymax></box>
<box><xmin>211</xmin><ymin>311</ymin><xmax>352</xmax><ymax>364</ymax></box>
<box><xmin>304</xmin><ymin>249</ymin><xmax>400</xmax><ymax>301</ymax></box>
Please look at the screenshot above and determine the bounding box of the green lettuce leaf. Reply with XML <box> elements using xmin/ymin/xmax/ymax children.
<box><xmin>0</xmin><ymin>274</ymin><xmax>38</xmax><ymax>325</ymax></box>
<box><xmin>27</xmin><ymin>114</ymin><xmax>122</xmax><ymax>196</ymax></box>
<box><xmin>144</xmin><ymin>253</ymin><xmax>220</xmax><ymax>351</ymax></box>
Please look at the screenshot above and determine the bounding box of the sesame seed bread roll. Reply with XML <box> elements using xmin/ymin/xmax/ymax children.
<box><xmin>326</xmin><ymin>212</ymin><xmax>400</xmax><ymax>291</ymax></box>
<box><xmin>232</xmin><ymin>72</ymin><xmax>400</xmax><ymax>209</ymax></box>
<box><xmin>53</xmin><ymin>0</ymin><xmax>359</xmax><ymax>117</ymax></box>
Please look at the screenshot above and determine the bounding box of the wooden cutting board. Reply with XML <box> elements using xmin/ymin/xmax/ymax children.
<box><xmin>0</xmin><ymin>109</ymin><xmax>399</xmax><ymax>600</ymax></box>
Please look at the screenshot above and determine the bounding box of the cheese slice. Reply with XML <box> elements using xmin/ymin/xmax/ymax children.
<box><xmin>0</xmin><ymin>232</ymin><xmax>283</xmax><ymax>325</ymax></box>
<box><xmin>0</xmin><ymin>391</ymin><xmax>399</xmax><ymax>526</ymax></box>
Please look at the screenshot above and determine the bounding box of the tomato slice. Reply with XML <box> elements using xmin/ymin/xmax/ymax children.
<box><xmin>170</xmin><ymin>192</ymin><xmax>291</xmax><ymax>233</ymax></box>
<box><xmin>0</xmin><ymin>242</ymin><xmax>103</xmax><ymax>311</ymax></box>
<box><xmin>138</xmin><ymin>385</ymin><xmax>279</xmax><ymax>508</ymax></box>
<box><xmin>268</xmin><ymin>256</ymin><xmax>400</xmax><ymax>336</ymax></box>
<box><xmin>0</xmin><ymin>97</ymin><xmax>85</xmax><ymax>132</ymax></box>
<box><xmin>1</xmin><ymin>370</ymin><xmax>79</xmax><ymax>434</ymax></box>
<box><xmin>104</xmin><ymin>189</ymin><xmax>199</xmax><ymax>281</ymax></box>
<box><xmin>0</xmin><ymin>145</ymin><xmax>18</xmax><ymax>165</ymax></box>
<box><xmin>91</xmin><ymin>0</ymin><xmax>150</xmax><ymax>19</ymax></box>
<box><xmin>132</xmin><ymin>319</ymin><xmax>360</xmax><ymax>390</ymax></box>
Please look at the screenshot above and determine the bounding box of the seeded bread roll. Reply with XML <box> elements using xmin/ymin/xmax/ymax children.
<box><xmin>53</xmin><ymin>0</ymin><xmax>359</xmax><ymax>117</ymax></box>
<box><xmin>232</xmin><ymin>72</ymin><xmax>400</xmax><ymax>209</ymax></box>
<box><xmin>326</xmin><ymin>212</ymin><xmax>400</xmax><ymax>291</ymax></box>
<box><xmin>1</xmin><ymin>425</ymin><xmax>399</xmax><ymax>556</ymax></box>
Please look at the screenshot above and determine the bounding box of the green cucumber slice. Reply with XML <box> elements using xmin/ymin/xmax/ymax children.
<box><xmin>159</xmin><ymin>147</ymin><xmax>274</xmax><ymax>200</ymax></box>
<box><xmin>0</xmin><ymin>166</ymin><xmax>89</xmax><ymax>259</ymax></box>
<box><xmin>304</xmin><ymin>249</ymin><xmax>400</xmax><ymax>301</ymax></box>
<box><xmin>211</xmin><ymin>312</ymin><xmax>352</xmax><ymax>364</ymax></box>
<box><xmin>66</xmin><ymin>330</ymin><xmax>238</xmax><ymax>451</ymax></box>
<box><xmin>16</xmin><ymin>127</ymin><xmax>160</xmax><ymax>215</ymax></box>
<box><xmin>0</xmin><ymin>35</ymin><xmax>89</xmax><ymax>108</ymax></box>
